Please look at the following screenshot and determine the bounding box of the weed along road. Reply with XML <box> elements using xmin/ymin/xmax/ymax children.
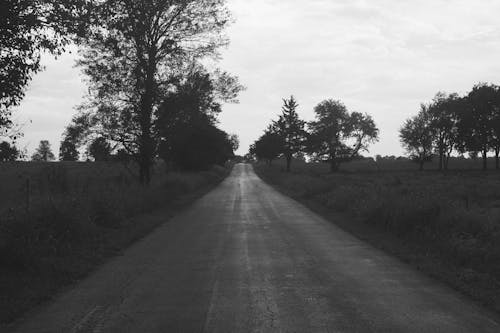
<box><xmin>9</xmin><ymin>164</ymin><xmax>500</xmax><ymax>332</ymax></box>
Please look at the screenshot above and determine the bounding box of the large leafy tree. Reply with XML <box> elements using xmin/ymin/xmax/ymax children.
<box><xmin>0</xmin><ymin>0</ymin><xmax>87</xmax><ymax>133</ymax></box>
<box><xmin>273</xmin><ymin>96</ymin><xmax>306</xmax><ymax>172</ymax></box>
<box><xmin>307</xmin><ymin>99</ymin><xmax>378</xmax><ymax>172</ymax></box>
<box><xmin>400</xmin><ymin>106</ymin><xmax>434</xmax><ymax>171</ymax></box>
<box><xmin>74</xmin><ymin>0</ymin><xmax>231</xmax><ymax>183</ymax></box>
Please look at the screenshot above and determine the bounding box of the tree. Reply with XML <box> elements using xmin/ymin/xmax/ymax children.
<box><xmin>229</xmin><ymin>134</ymin><xmax>240</xmax><ymax>153</ymax></box>
<box><xmin>307</xmin><ymin>99</ymin><xmax>379</xmax><ymax>172</ymax></box>
<box><xmin>273</xmin><ymin>96</ymin><xmax>306</xmax><ymax>172</ymax></box>
<box><xmin>252</xmin><ymin>127</ymin><xmax>284</xmax><ymax>165</ymax></box>
<box><xmin>160</xmin><ymin>118</ymin><xmax>234</xmax><ymax>171</ymax></box>
<box><xmin>459</xmin><ymin>83</ymin><xmax>499</xmax><ymax>170</ymax></box>
<box><xmin>74</xmin><ymin>0</ymin><xmax>232</xmax><ymax>183</ymax></box>
<box><xmin>427</xmin><ymin>92</ymin><xmax>461</xmax><ymax>170</ymax></box>
<box><xmin>156</xmin><ymin>66</ymin><xmax>242</xmax><ymax>171</ymax></box>
<box><xmin>59</xmin><ymin>137</ymin><xmax>79</xmax><ymax>161</ymax></box>
<box><xmin>0</xmin><ymin>0</ymin><xmax>88</xmax><ymax>132</ymax></box>
<box><xmin>88</xmin><ymin>137</ymin><xmax>112</xmax><ymax>162</ymax></box>
<box><xmin>488</xmin><ymin>86</ymin><xmax>500</xmax><ymax>169</ymax></box>
<box><xmin>0</xmin><ymin>141</ymin><xmax>19</xmax><ymax>161</ymax></box>
<box><xmin>32</xmin><ymin>140</ymin><xmax>55</xmax><ymax>161</ymax></box>
<box><xmin>400</xmin><ymin>107</ymin><xmax>434</xmax><ymax>171</ymax></box>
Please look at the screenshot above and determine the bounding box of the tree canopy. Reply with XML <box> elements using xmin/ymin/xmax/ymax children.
<box><xmin>32</xmin><ymin>140</ymin><xmax>55</xmax><ymax>161</ymax></box>
<box><xmin>400</xmin><ymin>106</ymin><xmax>435</xmax><ymax>171</ymax></box>
<box><xmin>272</xmin><ymin>96</ymin><xmax>306</xmax><ymax>172</ymax></box>
<box><xmin>70</xmin><ymin>0</ymin><xmax>233</xmax><ymax>182</ymax></box>
<box><xmin>251</xmin><ymin>128</ymin><xmax>284</xmax><ymax>165</ymax></box>
<box><xmin>0</xmin><ymin>141</ymin><xmax>19</xmax><ymax>161</ymax></box>
<box><xmin>0</xmin><ymin>0</ymin><xmax>87</xmax><ymax>132</ymax></box>
<box><xmin>307</xmin><ymin>99</ymin><xmax>378</xmax><ymax>172</ymax></box>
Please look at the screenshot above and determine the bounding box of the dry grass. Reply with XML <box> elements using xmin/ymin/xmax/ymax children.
<box><xmin>0</xmin><ymin>161</ymin><xmax>230</xmax><ymax>323</ymax></box>
<box><xmin>255</xmin><ymin>158</ymin><xmax>500</xmax><ymax>313</ymax></box>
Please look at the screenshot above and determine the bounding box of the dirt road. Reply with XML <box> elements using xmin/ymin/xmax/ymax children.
<box><xmin>9</xmin><ymin>164</ymin><xmax>500</xmax><ymax>332</ymax></box>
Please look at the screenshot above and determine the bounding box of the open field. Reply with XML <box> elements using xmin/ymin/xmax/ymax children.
<box><xmin>255</xmin><ymin>158</ymin><xmax>500</xmax><ymax>314</ymax></box>
<box><xmin>0</xmin><ymin>161</ymin><xmax>231</xmax><ymax>323</ymax></box>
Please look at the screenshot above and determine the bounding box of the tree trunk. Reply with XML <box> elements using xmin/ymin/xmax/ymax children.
<box><xmin>330</xmin><ymin>158</ymin><xmax>338</xmax><ymax>173</ymax></box>
<box><xmin>286</xmin><ymin>154</ymin><xmax>292</xmax><ymax>172</ymax></box>
<box><xmin>139</xmin><ymin>58</ymin><xmax>156</xmax><ymax>185</ymax></box>
<box><xmin>496</xmin><ymin>148</ymin><xmax>499</xmax><ymax>170</ymax></box>
<box><xmin>419</xmin><ymin>158</ymin><xmax>424</xmax><ymax>171</ymax></box>
<box><xmin>438</xmin><ymin>146</ymin><xmax>444</xmax><ymax>171</ymax></box>
<box><xmin>444</xmin><ymin>153</ymin><xmax>451</xmax><ymax>171</ymax></box>
<box><xmin>482</xmin><ymin>148</ymin><xmax>488</xmax><ymax>171</ymax></box>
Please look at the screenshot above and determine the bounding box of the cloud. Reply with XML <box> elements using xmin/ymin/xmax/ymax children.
<box><xmin>218</xmin><ymin>0</ymin><xmax>500</xmax><ymax>155</ymax></box>
<box><xmin>14</xmin><ymin>0</ymin><xmax>500</xmax><ymax>157</ymax></box>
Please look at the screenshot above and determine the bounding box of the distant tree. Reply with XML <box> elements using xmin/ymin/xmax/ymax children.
<box><xmin>400</xmin><ymin>107</ymin><xmax>434</xmax><ymax>171</ymax></box>
<box><xmin>229</xmin><ymin>134</ymin><xmax>240</xmax><ymax>153</ymax></box>
<box><xmin>459</xmin><ymin>83</ymin><xmax>499</xmax><ymax>170</ymax></box>
<box><xmin>252</xmin><ymin>127</ymin><xmax>284</xmax><ymax>165</ymax></box>
<box><xmin>32</xmin><ymin>140</ymin><xmax>55</xmax><ymax>161</ymax></box>
<box><xmin>307</xmin><ymin>99</ymin><xmax>379</xmax><ymax>172</ymax></box>
<box><xmin>273</xmin><ymin>96</ymin><xmax>306</xmax><ymax>172</ymax></box>
<box><xmin>88</xmin><ymin>137</ymin><xmax>112</xmax><ymax>162</ymax></box>
<box><xmin>427</xmin><ymin>92</ymin><xmax>461</xmax><ymax>170</ymax></box>
<box><xmin>489</xmin><ymin>86</ymin><xmax>500</xmax><ymax>169</ymax></box>
<box><xmin>59</xmin><ymin>137</ymin><xmax>79</xmax><ymax>161</ymax></box>
<box><xmin>0</xmin><ymin>141</ymin><xmax>19</xmax><ymax>161</ymax></box>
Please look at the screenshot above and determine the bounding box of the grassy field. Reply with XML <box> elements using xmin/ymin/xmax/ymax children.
<box><xmin>255</xmin><ymin>158</ymin><xmax>500</xmax><ymax>313</ymax></box>
<box><xmin>0</xmin><ymin>161</ymin><xmax>231</xmax><ymax>323</ymax></box>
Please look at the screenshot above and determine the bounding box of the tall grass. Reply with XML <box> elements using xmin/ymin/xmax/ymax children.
<box><xmin>255</xmin><ymin>159</ymin><xmax>500</xmax><ymax>312</ymax></box>
<box><xmin>0</xmin><ymin>161</ymin><xmax>230</xmax><ymax>323</ymax></box>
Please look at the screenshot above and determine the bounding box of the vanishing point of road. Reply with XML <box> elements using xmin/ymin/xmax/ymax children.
<box><xmin>9</xmin><ymin>164</ymin><xmax>500</xmax><ymax>332</ymax></box>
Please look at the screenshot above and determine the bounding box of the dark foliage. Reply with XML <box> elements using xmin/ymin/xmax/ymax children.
<box><xmin>400</xmin><ymin>106</ymin><xmax>435</xmax><ymax>171</ymax></box>
<box><xmin>88</xmin><ymin>137</ymin><xmax>111</xmax><ymax>162</ymax></box>
<box><xmin>59</xmin><ymin>137</ymin><xmax>79</xmax><ymax>161</ymax></box>
<box><xmin>307</xmin><ymin>99</ymin><xmax>378</xmax><ymax>172</ymax></box>
<box><xmin>161</xmin><ymin>119</ymin><xmax>234</xmax><ymax>171</ymax></box>
<box><xmin>156</xmin><ymin>65</ymin><xmax>242</xmax><ymax>171</ymax></box>
<box><xmin>272</xmin><ymin>96</ymin><xmax>307</xmax><ymax>172</ymax></box>
<box><xmin>0</xmin><ymin>0</ymin><xmax>88</xmax><ymax>131</ymax></box>
<box><xmin>31</xmin><ymin>140</ymin><xmax>55</xmax><ymax>161</ymax></box>
<box><xmin>72</xmin><ymin>0</ymin><xmax>232</xmax><ymax>183</ymax></box>
<box><xmin>250</xmin><ymin>127</ymin><xmax>284</xmax><ymax>165</ymax></box>
<box><xmin>0</xmin><ymin>141</ymin><xmax>19</xmax><ymax>161</ymax></box>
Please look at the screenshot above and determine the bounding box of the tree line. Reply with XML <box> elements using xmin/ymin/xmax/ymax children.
<box><xmin>400</xmin><ymin>83</ymin><xmax>500</xmax><ymax>171</ymax></box>
<box><xmin>0</xmin><ymin>0</ymin><xmax>242</xmax><ymax>180</ymax></box>
<box><xmin>249</xmin><ymin>96</ymin><xmax>379</xmax><ymax>172</ymax></box>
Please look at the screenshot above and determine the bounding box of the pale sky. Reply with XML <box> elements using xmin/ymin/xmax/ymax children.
<box><xmin>13</xmin><ymin>0</ymin><xmax>500</xmax><ymax>157</ymax></box>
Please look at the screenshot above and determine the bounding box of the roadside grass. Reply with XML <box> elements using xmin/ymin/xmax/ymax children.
<box><xmin>255</xmin><ymin>159</ymin><xmax>500</xmax><ymax>313</ymax></box>
<box><xmin>0</xmin><ymin>161</ymin><xmax>231</xmax><ymax>323</ymax></box>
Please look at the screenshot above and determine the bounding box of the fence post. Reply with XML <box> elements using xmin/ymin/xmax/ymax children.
<box><xmin>26</xmin><ymin>177</ymin><xmax>31</xmax><ymax>212</ymax></box>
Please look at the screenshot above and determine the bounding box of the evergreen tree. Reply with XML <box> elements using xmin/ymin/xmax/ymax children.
<box><xmin>273</xmin><ymin>96</ymin><xmax>306</xmax><ymax>172</ymax></box>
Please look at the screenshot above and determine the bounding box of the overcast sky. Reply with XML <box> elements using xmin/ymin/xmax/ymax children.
<box><xmin>14</xmin><ymin>0</ymin><xmax>500</xmax><ymax>157</ymax></box>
